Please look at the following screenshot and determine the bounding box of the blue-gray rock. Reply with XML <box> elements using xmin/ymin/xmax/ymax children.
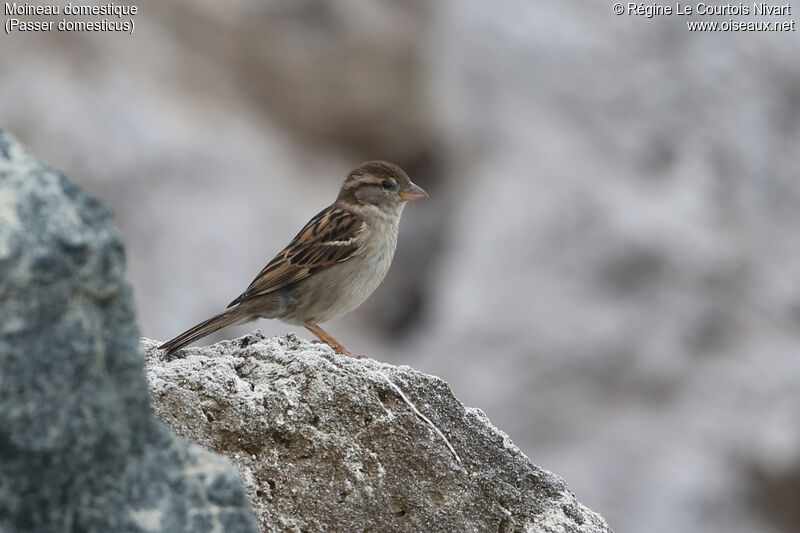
<box><xmin>0</xmin><ymin>130</ymin><xmax>258</xmax><ymax>533</ymax></box>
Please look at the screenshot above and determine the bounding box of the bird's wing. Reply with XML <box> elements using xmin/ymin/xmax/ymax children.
<box><xmin>227</xmin><ymin>205</ymin><xmax>364</xmax><ymax>307</ymax></box>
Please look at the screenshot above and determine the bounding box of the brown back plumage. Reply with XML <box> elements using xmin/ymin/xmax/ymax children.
<box><xmin>227</xmin><ymin>206</ymin><xmax>364</xmax><ymax>307</ymax></box>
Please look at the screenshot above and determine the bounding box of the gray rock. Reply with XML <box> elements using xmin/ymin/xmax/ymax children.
<box><xmin>143</xmin><ymin>334</ymin><xmax>612</xmax><ymax>533</ymax></box>
<box><xmin>0</xmin><ymin>130</ymin><xmax>258</xmax><ymax>533</ymax></box>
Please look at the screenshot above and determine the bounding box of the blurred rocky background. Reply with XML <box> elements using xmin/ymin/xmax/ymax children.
<box><xmin>2</xmin><ymin>1</ymin><xmax>799</xmax><ymax>532</ymax></box>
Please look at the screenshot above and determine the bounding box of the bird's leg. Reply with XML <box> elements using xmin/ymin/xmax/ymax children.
<box><xmin>304</xmin><ymin>322</ymin><xmax>358</xmax><ymax>358</ymax></box>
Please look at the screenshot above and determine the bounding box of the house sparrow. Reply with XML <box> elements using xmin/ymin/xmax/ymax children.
<box><xmin>159</xmin><ymin>161</ymin><xmax>427</xmax><ymax>357</ymax></box>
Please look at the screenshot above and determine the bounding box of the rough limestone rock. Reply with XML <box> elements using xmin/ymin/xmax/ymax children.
<box><xmin>0</xmin><ymin>130</ymin><xmax>258</xmax><ymax>533</ymax></box>
<box><xmin>143</xmin><ymin>334</ymin><xmax>612</xmax><ymax>533</ymax></box>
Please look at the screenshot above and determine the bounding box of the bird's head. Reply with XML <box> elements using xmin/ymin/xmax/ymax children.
<box><xmin>337</xmin><ymin>161</ymin><xmax>427</xmax><ymax>212</ymax></box>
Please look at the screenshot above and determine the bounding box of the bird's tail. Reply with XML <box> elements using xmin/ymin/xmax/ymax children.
<box><xmin>159</xmin><ymin>307</ymin><xmax>250</xmax><ymax>355</ymax></box>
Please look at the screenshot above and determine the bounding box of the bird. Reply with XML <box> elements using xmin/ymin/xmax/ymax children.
<box><xmin>159</xmin><ymin>160</ymin><xmax>428</xmax><ymax>358</ymax></box>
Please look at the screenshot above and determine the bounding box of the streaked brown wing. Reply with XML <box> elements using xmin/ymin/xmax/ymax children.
<box><xmin>227</xmin><ymin>205</ymin><xmax>363</xmax><ymax>307</ymax></box>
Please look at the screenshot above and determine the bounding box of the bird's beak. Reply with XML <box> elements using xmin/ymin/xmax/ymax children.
<box><xmin>398</xmin><ymin>182</ymin><xmax>428</xmax><ymax>201</ymax></box>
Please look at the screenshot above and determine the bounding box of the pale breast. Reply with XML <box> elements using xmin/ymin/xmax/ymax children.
<box><xmin>282</xmin><ymin>216</ymin><xmax>399</xmax><ymax>324</ymax></box>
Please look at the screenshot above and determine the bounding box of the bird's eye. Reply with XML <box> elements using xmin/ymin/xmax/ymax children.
<box><xmin>380</xmin><ymin>179</ymin><xmax>394</xmax><ymax>190</ymax></box>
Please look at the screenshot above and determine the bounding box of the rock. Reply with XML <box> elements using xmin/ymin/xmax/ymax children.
<box><xmin>0</xmin><ymin>130</ymin><xmax>258</xmax><ymax>533</ymax></box>
<box><xmin>143</xmin><ymin>333</ymin><xmax>612</xmax><ymax>533</ymax></box>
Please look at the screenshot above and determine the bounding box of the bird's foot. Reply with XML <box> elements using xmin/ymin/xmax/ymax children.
<box><xmin>304</xmin><ymin>322</ymin><xmax>362</xmax><ymax>358</ymax></box>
